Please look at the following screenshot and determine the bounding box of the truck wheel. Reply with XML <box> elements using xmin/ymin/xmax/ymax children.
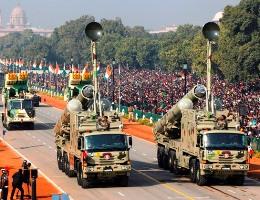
<box><xmin>64</xmin><ymin>155</ymin><xmax>74</xmax><ymax>177</ymax></box>
<box><xmin>76</xmin><ymin>162</ymin><xmax>82</xmax><ymax>186</ymax></box>
<box><xmin>118</xmin><ymin>175</ymin><xmax>129</xmax><ymax>187</ymax></box>
<box><xmin>162</xmin><ymin>152</ymin><xmax>169</xmax><ymax>170</ymax></box>
<box><xmin>157</xmin><ymin>146</ymin><xmax>164</xmax><ymax>168</ymax></box>
<box><xmin>61</xmin><ymin>154</ymin><xmax>65</xmax><ymax>172</ymax></box>
<box><xmin>189</xmin><ymin>159</ymin><xmax>196</xmax><ymax>183</ymax></box>
<box><xmin>57</xmin><ymin>150</ymin><xmax>62</xmax><ymax>170</ymax></box>
<box><xmin>196</xmin><ymin>161</ymin><xmax>207</xmax><ymax>186</ymax></box>
<box><xmin>7</xmin><ymin>123</ymin><xmax>12</xmax><ymax>130</ymax></box>
<box><xmin>81</xmin><ymin>178</ymin><xmax>90</xmax><ymax>189</ymax></box>
<box><xmin>168</xmin><ymin>151</ymin><xmax>175</xmax><ymax>173</ymax></box>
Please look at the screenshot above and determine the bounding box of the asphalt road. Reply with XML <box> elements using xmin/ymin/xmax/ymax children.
<box><xmin>0</xmin><ymin>100</ymin><xmax>260</xmax><ymax>200</ymax></box>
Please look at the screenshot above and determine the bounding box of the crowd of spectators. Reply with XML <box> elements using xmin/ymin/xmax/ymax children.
<box><xmin>29</xmin><ymin>66</ymin><xmax>259</xmax><ymax>136</ymax></box>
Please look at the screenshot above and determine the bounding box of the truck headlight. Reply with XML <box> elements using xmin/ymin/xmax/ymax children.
<box><xmin>205</xmin><ymin>165</ymin><xmax>213</xmax><ymax>169</ymax></box>
<box><xmin>122</xmin><ymin>166</ymin><xmax>128</xmax><ymax>170</ymax></box>
<box><xmin>239</xmin><ymin>165</ymin><xmax>244</xmax><ymax>169</ymax></box>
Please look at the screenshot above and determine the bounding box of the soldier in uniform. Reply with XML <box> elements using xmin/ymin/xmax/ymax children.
<box><xmin>98</xmin><ymin>116</ymin><xmax>110</xmax><ymax>130</ymax></box>
<box><xmin>0</xmin><ymin>168</ymin><xmax>9</xmax><ymax>200</ymax></box>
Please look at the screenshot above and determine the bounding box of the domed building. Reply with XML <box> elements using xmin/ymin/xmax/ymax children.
<box><xmin>0</xmin><ymin>4</ymin><xmax>53</xmax><ymax>37</ymax></box>
<box><xmin>8</xmin><ymin>4</ymin><xmax>28</xmax><ymax>29</ymax></box>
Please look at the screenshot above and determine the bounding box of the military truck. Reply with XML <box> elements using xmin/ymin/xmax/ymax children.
<box><xmin>54</xmin><ymin>85</ymin><xmax>132</xmax><ymax>188</ymax></box>
<box><xmin>1</xmin><ymin>72</ymin><xmax>35</xmax><ymax>129</ymax></box>
<box><xmin>2</xmin><ymin>98</ymin><xmax>35</xmax><ymax>129</ymax></box>
<box><xmin>153</xmin><ymin>85</ymin><xmax>249</xmax><ymax>186</ymax></box>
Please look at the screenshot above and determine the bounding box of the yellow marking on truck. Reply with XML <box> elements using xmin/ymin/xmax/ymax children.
<box><xmin>133</xmin><ymin>168</ymin><xmax>194</xmax><ymax>200</ymax></box>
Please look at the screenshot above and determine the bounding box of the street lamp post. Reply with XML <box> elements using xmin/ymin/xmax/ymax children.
<box><xmin>183</xmin><ymin>64</ymin><xmax>188</xmax><ymax>94</ymax></box>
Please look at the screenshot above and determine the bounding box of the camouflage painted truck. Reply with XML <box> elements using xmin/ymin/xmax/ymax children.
<box><xmin>153</xmin><ymin>85</ymin><xmax>249</xmax><ymax>185</ymax></box>
<box><xmin>1</xmin><ymin>72</ymin><xmax>35</xmax><ymax>130</ymax></box>
<box><xmin>54</xmin><ymin>85</ymin><xmax>132</xmax><ymax>188</ymax></box>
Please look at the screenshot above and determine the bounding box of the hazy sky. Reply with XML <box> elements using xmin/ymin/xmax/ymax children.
<box><xmin>0</xmin><ymin>0</ymin><xmax>240</xmax><ymax>30</ymax></box>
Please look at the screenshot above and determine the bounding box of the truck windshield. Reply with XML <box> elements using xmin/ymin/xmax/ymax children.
<box><xmin>10</xmin><ymin>101</ymin><xmax>22</xmax><ymax>109</ymax></box>
<box><xmin>22</xmin><ymin>100</ymin><xmax>33</xmax><ymax>109</ymax></box>
<box><xmin>203</xmin><ymin>133</ymin><xmax>247</xmax><ymax>150</ymax></box>
<box><xmin>85</xmin><ymin>134</ymin><xmax>128</xmax><ymax>152</ymax></box>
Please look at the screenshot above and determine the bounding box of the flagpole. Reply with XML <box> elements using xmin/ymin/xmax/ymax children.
<box><xmin>118</xmin><ymin>63</ymin><xmax>121</xmax><ymax>114</ymax></box>
<box><xmin>91</xmin><ymin>41</ymin><xmax>97</xmax><ymax>115</ymax></box>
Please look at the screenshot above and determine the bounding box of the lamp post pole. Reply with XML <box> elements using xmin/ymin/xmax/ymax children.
<box><xmin>183</xmin><ymin>64</ymin><xmax>188</xmax><ymax>94</ymax></box>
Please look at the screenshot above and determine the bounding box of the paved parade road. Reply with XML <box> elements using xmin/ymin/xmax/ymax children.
<box><xmin>1</xmin><ymin>101</ymin><xmax>260</xmax><ymax>200</ymax></box>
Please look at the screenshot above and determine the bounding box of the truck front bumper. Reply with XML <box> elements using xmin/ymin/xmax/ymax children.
<box><xmin>201</xmin><ymin>163</ymin><xmax>249</xmax><ymax>175</ymax></box>
<box><xmin>83</xmin><ymin>164</ymin><xmax>131</xmax><ymax>178</ymax></box>
<box><xmin>8</xmin><ymin>118</ymin><xmax>35</xmax><ymax>123</ymax></box>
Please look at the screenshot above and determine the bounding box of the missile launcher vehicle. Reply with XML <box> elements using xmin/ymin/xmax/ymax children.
<box><xmin>153</xmin><ymin>85</ymin><xmax>249</xmax><ymax>185</ymax></box>
<box><xmin>54</xmin><ymin>85</ymin><xmax>132</xmax><ymax>188</ymax></box>
<box><xmin>1</xmin><ymin>72</ymin><xmax>35</xmax><ymax>130</ymax></box>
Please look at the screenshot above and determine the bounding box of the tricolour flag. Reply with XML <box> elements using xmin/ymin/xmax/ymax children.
<box><xmin>105</xmin><ymin>64</ymin><xmax>112</xmax><ymax>79</ymax></box>
<box><xmin>49</xmin><ymin>64</ymin><xmax>55</xmax><ymax>73</ymax></box>
<box><xmin>55</xmin><ymin>62</ymin><xmax>61</xmax><ymax>74</ymax></box>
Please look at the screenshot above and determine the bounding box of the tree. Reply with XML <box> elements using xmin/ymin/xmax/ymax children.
<box><xmin>217</xmin><ymin>0</ymin><xmax>260</xmax><ymax>81</ymax></box>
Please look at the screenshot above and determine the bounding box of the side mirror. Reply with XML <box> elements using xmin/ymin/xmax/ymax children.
<box><xmin>196</xmin><ymin>134</ymin><xmax>201</xmax><ymax>147</ymax></box>
<box><xmin>77</xmin><ymin>137</ymin><xmax>84</xmax><ymax>150</ymax></box>
<box><xmin>128</xmin><ymin>136</ymin><xmax>132</xmax><ymax>148</ymax></box>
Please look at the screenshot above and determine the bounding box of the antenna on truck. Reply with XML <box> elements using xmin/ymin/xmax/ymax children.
<box><xmin>202</xmin><ymin>22</ymin><xmax>220</xmax><ymax>113</ymax></box>
<box><xmin>85</xmin><ymin>22</ymin><xmax>103</xmax><ymax>116</ymax></box>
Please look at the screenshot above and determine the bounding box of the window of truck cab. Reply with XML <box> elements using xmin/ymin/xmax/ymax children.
<box><xmin>203</xmin><ymin>132</ymin><xmax>247</xmax><ymax>150</ymax></box>
<box><xmin>85</xmin><ymin>134</ymin><xmax>128</xmax><ymax>152</ymax></box>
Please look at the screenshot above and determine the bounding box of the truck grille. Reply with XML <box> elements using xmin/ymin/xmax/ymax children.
<box><xmin>99</xmin><ymin>157</ymin><xmax>115</xmax><ymax>165</ymax></box>
<box><xmin>218</xmin><ymin>155</ymin><xmax>234</xmax><ymax>162</ymax></box>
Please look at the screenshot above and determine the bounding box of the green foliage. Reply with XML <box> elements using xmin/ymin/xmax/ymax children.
<box><xmin>216</xmin><ymin>0</ymin><xmax>260</xmax><ymax>81</ymax></box>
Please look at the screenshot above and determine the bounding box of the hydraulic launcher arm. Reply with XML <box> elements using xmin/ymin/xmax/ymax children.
<box><xmin>153</xmin><ymin>84</ymin><xmax>206</xmax><ymax>135</ymax></box>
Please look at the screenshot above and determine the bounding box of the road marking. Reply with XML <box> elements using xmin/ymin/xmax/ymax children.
<box><xmin>43</xmin><ymin>142</ymin><xmax>46</xmax><ymax>145</ymax></box>
<box><xmin>153</xmin><ymin>157</ymin><xmax>157</xmax><ymax>160</ymax></box>
<box><xmin>49</xmin><ymin>146</ymin><xmax>52</xmax><ymax>149</ymax></box>
<box><xmin>32</xmin><ymin>136</ymin><xmax>36</xmax><ymax>139</ymax></box>
<box><xmin>37</xmin><ymin>139</ymin><xmax>41</xmax><ymax>142</ymax></box>
<box><xmin>227</xmin><ymin>190</ymin><xmax>236</xmax><ymax>194</ymax></box>
<box><xmin>133</xmin><ymin>168</ymin><xmax>194</xmax><ymax>200</ymax></box>
<box><xmin>167</xmin><ymin>197</ymin><xmax>173</xmax><ymax>199</ymax></box>
<box><xmin>142</xmin><ymin>153</ymin><xmax>147</xmax><ymax>156</ymax></box>
<box><xmin>133</xmin><ymin>149</ymin><xmax>136</xmax><ymax>152</ymax></box>
<box><xmin>0</xmin><ymin>138</ymin><xmax>75</xmax><ymax>200</ymax></box>
<box><xmin>117</xmin><ymin>192</ymin><xmax>125</xmax><ymax>197</ymax></box>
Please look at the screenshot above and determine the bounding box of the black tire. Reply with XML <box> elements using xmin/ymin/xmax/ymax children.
<box><xmin>196</xmin><ymin>161</ymin><xmax>207</xmax><ymax>186</ymax></box>
<box><xmin>118</xmin><ymin>175</ymin><xmax>129</xmax><ymax>187</ymax></box>
<box><xmin>6</xmin><ymin>123</ymin><xmax>12</xmax><ymax>130</ymax></box>
<box><xmin>189</xmin><ymin>159</ymin><xmax>196</xmax><ymax>183</ymax></box>
<box><xmin>57</xmin><ymin>149</ymin><xmax>62</xmax><ymax>170</ymax></box>
<box><xmin>168</xmin><ymin>151</ymin><xmax>175</xmax><ymax>173</ymax></box>
<box><xmin>162</xmin><ymin>151</ymin><xmax>169</xmax><ymax>170</ymax></box>
<box><xmin>157</xmin><ymin>146</ymin><xmax>164</xmax><ymax>168</ymax></box>
<box><xmin>64</xmin><ymin>155</ymin><xmax>74</xmax><ymax>177</ymax></box>
<box><xmin>61</xmin><ymin>154</ymin><xmax>65</xmax><ymax>172</ymax></box>
<box><xmin>170</xmin><ymin>151</ymin><xmax>180</xmax><ymax>175</ymax></box>
<box><xmin>76</xmin><ymin>162</ymin><xmax>82</xmax><ymax>186</ymax></box>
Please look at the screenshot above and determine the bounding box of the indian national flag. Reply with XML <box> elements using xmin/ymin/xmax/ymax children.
<box><xmin>105</xmin><ymin>64</ymin><xmax>112</xmax><ymax>79</ymax></box>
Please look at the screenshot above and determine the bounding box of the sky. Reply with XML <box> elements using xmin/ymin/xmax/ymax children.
<box><xmin>0</xmin><ymin>0</ymin><xmax>240</xmax><ymax>30</ymax></box>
